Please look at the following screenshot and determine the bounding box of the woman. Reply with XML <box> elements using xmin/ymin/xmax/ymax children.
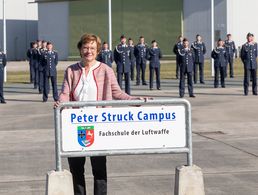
<box><xmin>56</xmin><ymin>33</ymin><xmax>143</xmax><ymax>195</ymax></box>
<box><xmin>148</xmin><ymin>40</ymin><xmax>162</xmax><ymax>90</ymax></box>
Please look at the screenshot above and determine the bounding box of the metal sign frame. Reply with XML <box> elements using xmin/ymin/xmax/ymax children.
<box><xmin>54</xmin><ymin>99</ymin><xmax>192</xmax><ymax>171</ymax></box>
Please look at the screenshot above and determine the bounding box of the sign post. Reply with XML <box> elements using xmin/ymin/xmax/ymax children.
<box><xmin>54</xmin><ymin>99</ymin><xmax>192</xmax><ymax>171</ymax></box>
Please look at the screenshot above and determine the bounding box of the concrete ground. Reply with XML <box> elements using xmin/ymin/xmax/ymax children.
<box><xmin>0</xmin><ymin>62</ymin><xmax>258</xmax><ymax>195</ymax></box>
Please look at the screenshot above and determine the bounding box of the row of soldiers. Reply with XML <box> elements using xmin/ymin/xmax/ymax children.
<box><xmin>97</xmin><ymin>35</ymin><xmax>162</xmax><ymax>94</ymax></box>
<box><xmin>27</xmin><ymin>40</ymin><xmax>59</xmax><ymax>102</ymax></box>
<box><xmin>175</xmin><ymin>33</ymin><xmax>257</xmax><ymax>97</ymax></box>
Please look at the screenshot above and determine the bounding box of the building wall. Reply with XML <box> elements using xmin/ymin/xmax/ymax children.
<box><xmin>69</xmin><ymin>0</ymin><xmax>183</xmax><ymax>58</ymax></box>
<box><xmin>227</xmin><ymin>0</ymin><xmax>258</xmax><ymax>49</ymax></box>
<box><xmin>0</xmin><ymin>0</ymin><xmax>38</xmax><ymax>60</ymax></box>
<box><xmin>38</xmin><ymin>2</ymin><xmax>69</xmax><ymax>60</ymax></box>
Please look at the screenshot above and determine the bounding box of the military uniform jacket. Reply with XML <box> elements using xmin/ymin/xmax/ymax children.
<box><xmin>241</xmin><ymin>42</ymin><xmax>258</xmax><ymax>70</ymax></box>
<box><xmin>0</xmin><ymin>52</ymin><xmax>7</xmax><ymax>69</ymax></box>
<box><xmin>211</xmin><ymin>47</ymin><xmax>227</xmax><ymax>67</ymax></box>
<box><xmin>114</xmin><ymin>44</ymin><xmax>131</xmax><ymax>73</ymax></box>
<box><xmin>27</xmin><ymin>48</ymin><xmax>33</xmax><ymax>64</ymax></box>
<box><xmin>42</xmin><ymin>50</ymin><xmax>58</xmax><ymax>76</ymax></box>
<box><xmin>191</xmin><ymin>41</ymin><xmax>206</xmax><ymax>63</ymax></box>
<box><xmin>224</xmin><ymin>40</ymin><xmax>236</xmax><ymax>58</ymax></box>
<box><xmin>31</xmin><ymin>48</ymin><xmax>39</xmax><ymax>63</ymax></box>
<box><xmin>97</xmin><ymin>50</ymin><xmax>113</xmax><ymax>67</ymax></box>
<box><xmin>134</xmin><ymin>43</ymin><xmax>148</xmax><ymax>63</ymax></box>
<box><xmin>173</xmin><ymin>41</ymin><xmax>184</xmax><ymax>60</ymax></box>
<box><xmin>148</xmin><ymin>47</ymin><xmax>162</xmax><ymax>68</ymax></box>
<box><xmin>39</xmin><ymin>48</ymin><xmax>48</xmax><ymax>71</ymax></box>
<box><xmin>178</xmin><ymin>48</ymin><xmax>195</xmax><ymax>73</ymax></box>
<box><xmin>128</xmin><ymin>45</ymin><xmax>136</xmax><ymax>64</ymax></box>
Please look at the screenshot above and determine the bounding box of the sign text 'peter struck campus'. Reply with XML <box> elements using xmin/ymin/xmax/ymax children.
<box><xmin>61</xmin><ymin>106</ymin><xmax>186</xmax><ymax>152</ymax></box>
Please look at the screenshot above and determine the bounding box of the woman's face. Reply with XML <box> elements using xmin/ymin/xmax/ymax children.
<box><xmin>80</xmin><ymin>41</ymin><xmax>98</xmax><ymax>62</ymax></box>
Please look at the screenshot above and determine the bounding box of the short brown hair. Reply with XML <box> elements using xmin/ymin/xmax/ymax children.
<box><xmin>77</xmin><ymin>33</ymin><xmax>102</xmax><ymax>53</ymax></box>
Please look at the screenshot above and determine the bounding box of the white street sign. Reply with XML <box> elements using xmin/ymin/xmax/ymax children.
<box><xmin>61</xmin><ymin>106</ymin><xmax>186</xmax><ymax>152</ymax></box>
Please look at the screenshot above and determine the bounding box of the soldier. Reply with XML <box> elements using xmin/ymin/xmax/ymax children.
<box><xmin>224</xmin><ymin>34</ymin><xmax>236</xmax><ymax>78</ymax></box>
<box><xmin>26</xmin><ymin>42</ymin><xmax>34</xmax><ymax>83</ymax></box>
<box><xmin>114</xmin><ymin>35</ymin><xmax>131</xmax><ymax>95</ymax></box>
<box><xmin>97</xmin><ymin>42</ymin><xmax>113</xmax><ymax>67</ymax></box>
<box><xmin>134</xmin><ymin>36</ymin><xmax>148</xmax><ymax>85</ymax></box>
<box><xmin>38</xmin><ymin>40</ymin><xmax>48</xmax><ymax>94</ymax></box>
<box><xmin>128</xmin><ymin>38</ymin><xmax>136</xmax><ymax>81</ymax></box>
<box><xmin>211</xmin><ymin>39</ymin><xmax>227</xmax><ymax>88</ymax></box>
<box><xmin>178</xmin><ymin>38</ymin><xmax>195</xmax><ymax>98</ymax></box>
<box><xmin>191</xmin><ymin>34</ymin><xmax>206</xmax><ymax>84</ymax></box>
<box><xmin>240</xmin><ymin>33</ymin><xmax>257</xmax><ymax>96</ymax></box>
<box><xmin>173</xmin><ymin>35</ymin><xmax>184</xmax><ymax>79</ymax></box>
<box><xmin>0</xmin><ymin>50</ymin><xmax>7</xmax><ymax>104</ymax></box>
<box><xmin>31</xmin><ymin>41</ymin><xmax>39</xmax><ymax>89</ymax></box>
<box><xmin>42</xmin><ymin>42</ymin><xmax>59</xmax><ymax>102</ymax></box>
<box><xmin>148</xmin><ymin>40</ymin><xmax>162</xmax><ymax>90</ymax></box>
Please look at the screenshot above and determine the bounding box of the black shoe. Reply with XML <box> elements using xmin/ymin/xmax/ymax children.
<box><xmin>1</xmin><ymin>100</ymin><xmax>6</xmax><ymax>104</ymax></box>
<box><xmin>244</xmin><ymin>94</ymin><xmax>248</xmax><ymax>96</ymax></box>
<box><xmin>253</xmin><ymin>93</ymin><xmax>257</xmax><ymax>96</ymax></box>
<box><xmin>214</xmin><ymin>86</ymin><xmax>218</xmax><ymax>88</ymax></box>
<box><xmin>157</xmin><ymin>88</ymin><xmax>161</xmax><ymax>90</ymax></box>
<box><xmin>230</xmin><ymin>76</ymin><xmax>234</xmax><ymax>78</ymax></box>
<box><xmin>142</xmin><ymin>82</ymin><xmax>148</xmax><ymax>85</ymax></box>
<box><xmin>200</xmin><ymin>81</ymin><xmax>205</xmax><ymax>84</ymax></box>
<box><xmin>180</xmin><ymin>95</ymin><xmax>184</xmax><ymax>98</ymax></box>
<box><xmin>190</xmin><ymin>94</ymin><xmax>196</xmax><ymax>98</ymax></box>
<box><xmin>150</xmin><ymin>88</ymin><xmax>153</xmax><ymax>90</ymax></box>
<box><xmin>222</xmin><ymin>85</ymin><xmax>225</xmax><ymax>88</ymax></box>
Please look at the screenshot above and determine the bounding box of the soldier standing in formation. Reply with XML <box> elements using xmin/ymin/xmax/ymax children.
<box><xmin>178</xmin><ymin>38</ymin><xmax>195</xmax><ymax>98</ymax></box>
<box><xmin>114</xmin><ymin>35</ymin><xmax>131</xmax><ymax>95</ymax></box>
<box><xmin>173</xmin><ymin>35</ymin><xmax>184</xmax><ymax>79</ymax></box>
<box><xmin>148</xmin><ymin>40</ymin><xmax>162</xmax><ymax>90</ymax></box>
<box><xmin>224</xmin><ymin>34</ymin><xmax>236</xmax><ymax>78</ymax></box>
<box><xmin>97</xmin><ymin>42</ymin><xmax>113</xmax><ymax>67</ymax></box>
<box><xmin>241</xmin><ymin>33</ymin><xmax>257</xmax><ymax>96</ymax></box>
<box><xmin>191</xmin><ymin>34</ymin><xmax>206</xmax><ymax>84</ymax></box>
<box><xmin>0</xmin><ymin>50</ymin><xmax>7</xmax><ymax>104</ymax></box>
<box><xmin>134</xmin><ymin>36</ymin><xmax>148</xmax><ymax>85</ymax></box>
<box><xmin>128</xmin><ymin>38</ymin><xmax>136</xmax><ymax>81</ymax></box>
<box><xmin>38</xmin><ymin>40</ymin><xmax>48</xmax><ymax>94</ymax></box>
<box><xmin>31</xmin><ymin>42</ymin><xmax>39</xmax><ymax>89</ymax></box>
<box><xmin>211</xmin><ymin>39</ymin><xmax>227</xmax><ymax>88</ymax></box>
<box><xmin>42</xmin><ymin>42</ymin><xmax>59</xmax><ymax>102</ymax></box>
<box><xmin>27</xmin><ymin>42</ymin><xmax>34</xmax><ymax>83</ymax></box>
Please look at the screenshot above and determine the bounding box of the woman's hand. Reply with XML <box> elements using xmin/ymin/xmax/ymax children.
<box><xmin>53</xmin><ymin>101</ymin><xmax>60</xmax><ymax>109</ymax></box>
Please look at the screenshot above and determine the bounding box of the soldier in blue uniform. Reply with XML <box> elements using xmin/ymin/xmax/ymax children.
<box><xmin>211</xmin><ymin>39</ymin><xmax>227</xmax><ymax>88</ymax></box>
<box><xmin>178</xmin><ymin>38</ymin><xmax>195</xmax><ymax>98</ymax></box>
<box><xmin>114</xmin><ymin>35</ymin><xmax>131</xmax><ymax>95</ymax></box>
<box><xmin>134</xmin><ymin>36</ymin><xmax>148</xmax><ymax>85</ymax></box>
<box><xmin>128</xmin><ymin>38</ymin><xmax>136</xmax><ymax>81</ymax></box>
<box><xmin>148</xmin><ymin>40</ymin><xmax>162</xmax><ymax>90</ymax></box>
<box><xmin>0</xmin><ymin>51</ymin><xmax>7</xmax><ymax>104</ymax></box>
<box><xmin>173</xmin><ymin>35</ymin><xmax>184</xmax><ymax>79</ymax></box>
<box><xmin>26</xmin><ymin>42</ymin><xmax>34</xmax><ymax>83</ymax></box>
<box><xmin>224</xmin><ymin>34</ymin><xmax>236</xmax><ymax>78</ymax></box>
<box><xmin>30</xmin><ymin>42</ymin><xmax>39</xmax><ymax>89</ymax></box>
<box><xmin>38</xmin><ymin>40</ymin><xmax>48</xmax><ymax>94</ymax></box>
<box><xmin>241</xmin><ymin>33</ymin><xmax>258</xmax><ymax>96</ymax></box>
<box><xmin>97</xmin><ymin>42</ymin><xmax>113</xmax><ymax>67</ymax></box>
<box><xmin>191</xmin><ymin>34</ymin><xmax>206</xmax><ymax>84</ymax></box>
<box><xmin>42</xmin><ymin>42</ymin><xmax>59</xmax><ymax>102</ymax></box>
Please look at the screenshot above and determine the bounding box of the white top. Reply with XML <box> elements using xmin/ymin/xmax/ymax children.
<box><xmin>73</xmin><ymin>61</ymin><xmax>100</xmax><ymax>102</ymax></box>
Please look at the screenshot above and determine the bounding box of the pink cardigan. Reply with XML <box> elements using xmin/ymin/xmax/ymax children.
<box><xmin>59</xmin><ymin>62</ymin><xmax>135</xmax><ymax>102</ymax></box>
